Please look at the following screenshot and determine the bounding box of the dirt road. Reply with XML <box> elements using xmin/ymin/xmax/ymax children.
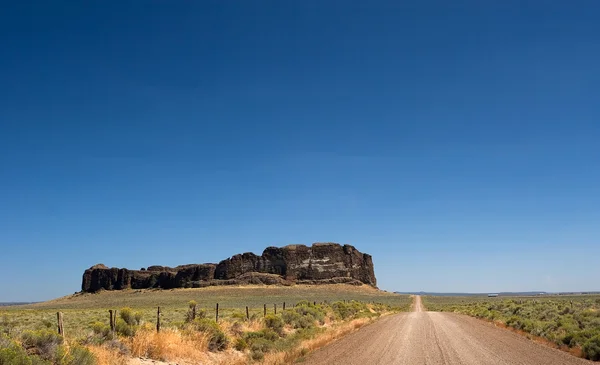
<box><xmin>305</xmin><ymin>296</ymin><xmax>592</xmax><ymax>365</ymax></box>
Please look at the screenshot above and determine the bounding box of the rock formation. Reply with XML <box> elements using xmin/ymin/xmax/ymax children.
<box><xmin>81</xmin><ymin>243</ymin><xmax>376</xmax><ymax>292</ymax></box>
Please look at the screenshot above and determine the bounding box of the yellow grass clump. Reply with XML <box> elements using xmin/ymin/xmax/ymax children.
<box><xmin>128</xmin><ymin>325</ymin><xmax>209</xmax><ymax>363</ymax></box>
<box><xmin>87</xmin><ymin>345</ymin><xmax>128</xmax><ymax>365</ymax></box>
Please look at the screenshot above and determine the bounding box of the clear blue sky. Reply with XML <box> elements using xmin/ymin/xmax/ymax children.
<box><xmin>1</xmin><ymin>1</ymin><xmax>599</xmax><ymax>302</ymax></box>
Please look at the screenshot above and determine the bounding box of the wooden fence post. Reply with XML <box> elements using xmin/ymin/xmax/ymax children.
<box><xmin>109</xmin><ymin>310</ymin><xmax>115</xmax><ymax>333</ymax></box>
<box><xmin>156</xmin><ymin>307</ymin><xmax>161</xmax><ymax>333</ymax></box>
<box><xmin>57</xmin><ymin>312</ymin><xmax>64</xmax><ymax>336</ymax></box>
<box><xmin>274</xmin><ymin>303</ymin><xmax>277</xmax><ymax>315</ymax></box>
<box><xmin>216</xmin><ymin>303</ymin><xmax>219</xmax><ymax>322</ymax></box>
<box><xmin>283</xmin><ymin>302</ymin><xmax>286</xmax><ymax>311</ymax></box>
<box><xmin>246</xmin><ymin>306</ymin><xmax>249</xmax><ymax>321</ymax></box>
<box><xmin>192</xmin><ymin>304</ymin><xmax>197</xmax><ymax>321</ymax></box>
<box><xmin>264</xmin><ymin>304</ymin><xmax>267</xmax><ymax>317</ymax></box>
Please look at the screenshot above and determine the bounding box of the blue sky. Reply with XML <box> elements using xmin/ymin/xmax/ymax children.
<box><xmin>1</xmin><ymin>1</ymin><xmax>599</xmax><ymax>302</ymax></box>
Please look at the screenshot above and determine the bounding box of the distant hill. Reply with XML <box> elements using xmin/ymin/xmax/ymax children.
<box><xmin>395</xmin><ymin>291</ymin><xmax>600</xmax><ymax>296</ymax></box>
<box><xmin>395</xmin><ymin>291</ymin><xmax>545</xmax><ymax>297</ymax></box>
<box><xmin>0</xmin><ymin>302</ymin><xmax>35</xmax><ymax>307</ymax></box>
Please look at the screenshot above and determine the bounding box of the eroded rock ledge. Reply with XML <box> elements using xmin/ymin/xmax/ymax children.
<box><xmin>81</xmin><ymin>243</ymin><xmax>376</xmax><ymax>292</ymax></box>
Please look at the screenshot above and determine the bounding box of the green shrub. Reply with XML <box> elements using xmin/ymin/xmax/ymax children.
<box><xmin>91</xmin><ymin>322</ymin><xmax>111</xmax><ymax>338</ymax></box>
<box><xmin>21</xmin><ymin>329</ymin><xmax>63</xmax><ymax>360</ymax></box>
<box><xmin>119</xmin><ymin>308</ymin><xmax>136</xmax><ymax>326</ymax></box>
<box><xmin>133</xmin><ymin>312</ymin><xmax>142</xmax><ymax>325</ymax></box>
<box><xmin>250</xmin><ymin>338</ymin><xmax>276</xmax><ymax>352</ymax></box>
<box><xmin>560</xmin><ymin>307</ymin><xmax>573</xmax><ymax>315</ymax></box>
<box><xmin>264</xmin><ymin>315</ymin><xmax>284</xmax><ymax>335</ymax></box>
<box><xmin>208</xmin><ymin>330</ymin><xmax>228</xmax><ymax>352</ymax></box>
<box><xmin>583</xmin><ymin>335</ymin><xmax>600</xmax><ymax>361</ymax></box>
<box><xmin>0</xmin><ymin>315</ymin><xmax>17</xmax><ymax>337</ymax></box>
<box><xmin>569</xmin><ymin>329</ymin><xmax>600</xmax><ymax>347</ymax></box>
<box><xmin>8</xmin><ymin>341</ymin><xmax>78</xmax><ymax>365</ymax></box>
<box><xmin>186</xmin><ymin>301</ymin><xmax>198</xmax><ymax>323</ymax></box>
<box><xmin>282</xmin><ymin>310</ymin><xmax>301</xmax><ymax>326</ymax></box>
<box><xmin>62</xmin><ymin>345</ymin><xmax>96</xmax><ymax>365</ymax></box>
<box><xmin>40</xmin><ymin>319</ymin><xmax>53</xmax><ymax>330</ymax></box>
<box><xmin>295</xmin><ymin>305</ymin><xmax>326</xmax><ymax>324</ymax></box>
<box><xmin>291</xmin><ymin>327</ymin><xmax>322</xmax><ymax>342</ymax></box>
<box><xmin>234</xmin><ymin>338</ymin><xmax>248</xmax><ymax>351</ymax></box>
<box><xmin>296</xmin><ymin>316</ymin><xmax>315</xmax><ymax>329</ymax></box>
<box><xmin>53</xmin><ymin>345</ymin><xmax>69</xmax><ymax>365</ymax></box>
<box><xmin>331</xmin><ymin>301</ymin><xmax>370</xmax><ymax>320</ymax></box>
<box><xmin>231</xmin><ymin>311</ymin><xmax>247</xmax><ymax>321</ymax></box>
<box><xmin>281</xmin><ymin>303</ymin><xmax>330</xmax><ymax>329</ymax></box>
<box><xmin>0</xmin><ymin>335</ymin><xmax>42</xmax><ymax>365</ymax></box>
<box><xmin>249</xmin><ymin>338</ymin><xmax>276</xmax><ymax>360</ymax></box>
<box><xmin>192</xmin><ymin>319</ymin><xmax>228</xmax><ymax>351</ymax></box>
<box><xmin>115</xmin><ymin>319</ymin><xmax>135</xmax><ymax>337</ymax></box>
<box><xmin>561</xmin><ymin>332</ymin><xmax>577</xmax><ymax>347</ymax></box>
<box><xmin>0</xmin><ymin>349</ymin><xmax>36</xmax><ymax>365</ymax></box>
<box><xmin>0</xmin><ymin>334</ymin><xmax>11</xmax><ymax>348</ymax></box>
<box><xmin>244</xmin><ymin>329</ymin><xmax>279</xmax><ymax>343</ymax></box>
<box><xmin>192</xmin><ymin>318</ymin><xmax>219</xmax><ymax>333</ymax></box>
<box><xmin>21</xmin><ymin>329</ymin><xmax>63</xmax><ymax>348</ymax></box>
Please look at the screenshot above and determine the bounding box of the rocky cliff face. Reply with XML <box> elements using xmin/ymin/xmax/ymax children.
<box><xmin>81</xmin><ymin>243</ymin><xmax>376</xmax><ymax>292</ymax></box>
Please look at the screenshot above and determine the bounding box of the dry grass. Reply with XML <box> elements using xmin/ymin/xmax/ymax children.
<box><xmin>87</xmin><ymin>345</ymin><xmax>128</xmax><ymax>365</ymax></box>
<box><xmin>128</xmin><ymin>325</ymin><xmax>209</xmax><ymax>362</ymax></box>
<box><xmin>260</xmin><ymin>316</ymin><xmax>375</xmax><ymax>364</ymax></box>
<box><xmin>125</xmin><ymin>325</ymin><xmax>248</xmax><ymax>364</ymax></box>
<box><xmin>120</xmin><ymin>307</ymin><xmax>391</xmax><ymax>364</ymax></box>
<box><xmin>301</xmin><ymin>317</ymin><xmax>370</xmax><ymax>351</ymax></box>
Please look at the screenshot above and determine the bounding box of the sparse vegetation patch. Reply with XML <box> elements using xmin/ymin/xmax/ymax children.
<box><xmin>1</xmin><ymin>285</ymin><xmax>410</xmax><ymax>364</ymax></box>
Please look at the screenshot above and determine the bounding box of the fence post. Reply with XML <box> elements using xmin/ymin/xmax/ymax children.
<box><xmin>264</xmin><ymin>304</ymin><xmax>267</xmax><ymax>317</ymax></box>
<box><xmin>274</xmin><ymin>303</ymin><xmax>277</xmax><ymax>315</ymax></box>
<box><xmin>246</xmin><ymin>306</ymin><xmax>249</xmax><ymax>321</ymax></box>
<box><xmin>156</xmin><ymin>307</ymin><xmax>161</xmax><ymax>333</ymax></box>
<box><xmin>216</xmin><ymin>303</ymin><xmax>219</xmax><ymax>322</ymax></box>
<box><xmin>283</xmin><ymin>302</ymin><xmax>286</xmax><ymax>311</ymax></box>
<box><xmin>56</xmin><ymin>312</ymin><xmax>64</xmax><ymax>336</ymax></box>
<box><xmin>109</xmin><ymin>310</ymin><xmax>115</xmax><ymax>333</ymax></box>
<box><xmin>192</xmin><ymin>304</ymin><xmax>197</xmax><ymax>321</ymax></box>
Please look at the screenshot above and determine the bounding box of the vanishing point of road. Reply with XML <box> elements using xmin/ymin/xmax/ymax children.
<box><xmin>304</xmin><ymin>296</ymin><xmax>593</xmax><ymax>365</ymax></box>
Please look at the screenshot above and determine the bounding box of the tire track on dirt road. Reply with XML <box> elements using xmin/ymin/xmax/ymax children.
<box><xmin>304</xmin><ymin>296</ymin><xmax>593</xmax><ymax>365</ymax></box>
